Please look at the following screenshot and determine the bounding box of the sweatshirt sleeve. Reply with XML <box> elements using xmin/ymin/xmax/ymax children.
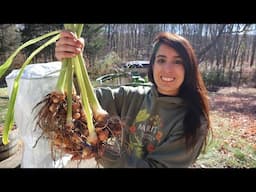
<box><xmin>95</xmin><ymin>86</ymin><xmax>149</xmax><ymax>121</ymax></box>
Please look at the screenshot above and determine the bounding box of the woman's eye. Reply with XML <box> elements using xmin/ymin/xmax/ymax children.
<box><xmin>156</xmin><ymin>59</ymin><xmax>165</xmax><ymax>64</ymax></box>
<box><xmin>175</xmin><ymin>60</ymin><xmax>183</xmax><ymax>64</ymax></box>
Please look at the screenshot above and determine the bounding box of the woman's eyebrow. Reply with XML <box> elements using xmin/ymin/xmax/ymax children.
<box><xmin>156</xmin><ymin>55</ymin><xmax>166</xmax><ymax>58</ymax></box>
<box><xmin>156</xmin><ymin>55</ymin><xmax>181</xmax><ymax>58</ymax></box>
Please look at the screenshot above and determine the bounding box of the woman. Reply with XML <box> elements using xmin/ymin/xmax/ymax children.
<box><xmin>55</xmin><ymin>31</ymin><xmax>211</xmax><ymax>168</ymax></box>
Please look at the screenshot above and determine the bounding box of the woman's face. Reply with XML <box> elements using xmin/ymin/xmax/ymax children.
<box><xmin>153</xmin><ymin>44</ymin><xmax>185</xmax><ymax>96</ymax></box>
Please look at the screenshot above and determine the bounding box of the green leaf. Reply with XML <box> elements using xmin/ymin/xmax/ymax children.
<box><xmin>0</xmin><ymin>30</ymin><xmax>60</xmax><ymax>79</ymax></box>
<box><xmin>2</xmin><ymin>33</ymin><xmax>61</xmax><ymax>145</ymax></box>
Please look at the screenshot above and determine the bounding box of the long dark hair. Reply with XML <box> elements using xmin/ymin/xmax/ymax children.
<box><xmin>148</xmin><ymin>32</ymin><xmax>210</xmax><ymax>150</ymax></box>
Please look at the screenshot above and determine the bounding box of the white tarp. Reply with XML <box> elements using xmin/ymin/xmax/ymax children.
<box><xmin>5</xmin><ymin>61</ymin><xmax>72</xmax><ymax>168</ymax></box>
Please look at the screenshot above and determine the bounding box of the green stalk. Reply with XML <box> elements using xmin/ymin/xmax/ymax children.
<box><xmin>75</xmin><ymin>24</ymin><xmax>83</xmax><ymax>37</ymax></box>
<box><xmin>63</xmin><ymin>24</ymin><xmax>97</xmax><ymax>143</ymax></box>
<box><xmin>73</xmin><ymin>56</ymin><xmax>97</xmax><ymax>142</ymax></box>
<box><xmin>55</xmin><ymin>60</ymin><xmax>68</xmax><ymax>93</ymax></box>
<box><xmin>63</xmin><ymin>24</ymin><xmax>79</xmax><ymax>128</ymax></box>
<box><xmin>2</xmin><ymin>33</ymin><xmax>60</xmax><ymax>145</ymax></box>
<box><xmin>65</xmin><ymin>59</ymin><xmax>74</xmax><ymax>125</ymax></box>
<box><xmin>77</xmin><ymin>53</ymin><xmax>108</xmax><ymax>121</ymax></box>
<box><xmin>0</xmin><ymin>30</ymin><xmax>60</xmax><ymax>79</ymax></box>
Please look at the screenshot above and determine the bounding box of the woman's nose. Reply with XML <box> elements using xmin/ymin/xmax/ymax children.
<box><xmin>163</xmin><ymin>62</ymin><xmax>174</xmax><ymax>71</ymax></box>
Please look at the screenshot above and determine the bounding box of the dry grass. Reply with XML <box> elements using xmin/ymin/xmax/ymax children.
<box><xmin>193</xmin><ymin>87</ymin><xmax>256</xmax><ymax>168</ymax></box>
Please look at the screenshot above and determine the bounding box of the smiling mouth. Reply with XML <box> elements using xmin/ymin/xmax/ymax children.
<box><xmin>161</xmin><ymin>76</ymin><xmax>175</xmax><ymax>82</ymax></box>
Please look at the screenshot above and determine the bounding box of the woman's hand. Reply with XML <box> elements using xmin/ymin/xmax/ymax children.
<box><xmin>55</xmin><ymin>30</ymin><xmax>85</xmax><ymax>61</ymax></box>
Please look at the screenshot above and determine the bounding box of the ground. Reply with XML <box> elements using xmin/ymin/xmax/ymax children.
<box><xmin>193</xmin><ymin>87</ymin><xmax>256</xmax><ymax>168</ymax></box>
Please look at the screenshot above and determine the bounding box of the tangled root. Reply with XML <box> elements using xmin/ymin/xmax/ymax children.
<box><xmin>33</xmin><ymin>91</ymin><xmax>122</xmax><ymax>160</ymax></box>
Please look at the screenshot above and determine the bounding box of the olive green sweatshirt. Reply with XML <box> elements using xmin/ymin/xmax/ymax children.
<box><xmin>95</xmin><ymin>85</ymin><xmax>207</xmax><ymax>168</ymax></box>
